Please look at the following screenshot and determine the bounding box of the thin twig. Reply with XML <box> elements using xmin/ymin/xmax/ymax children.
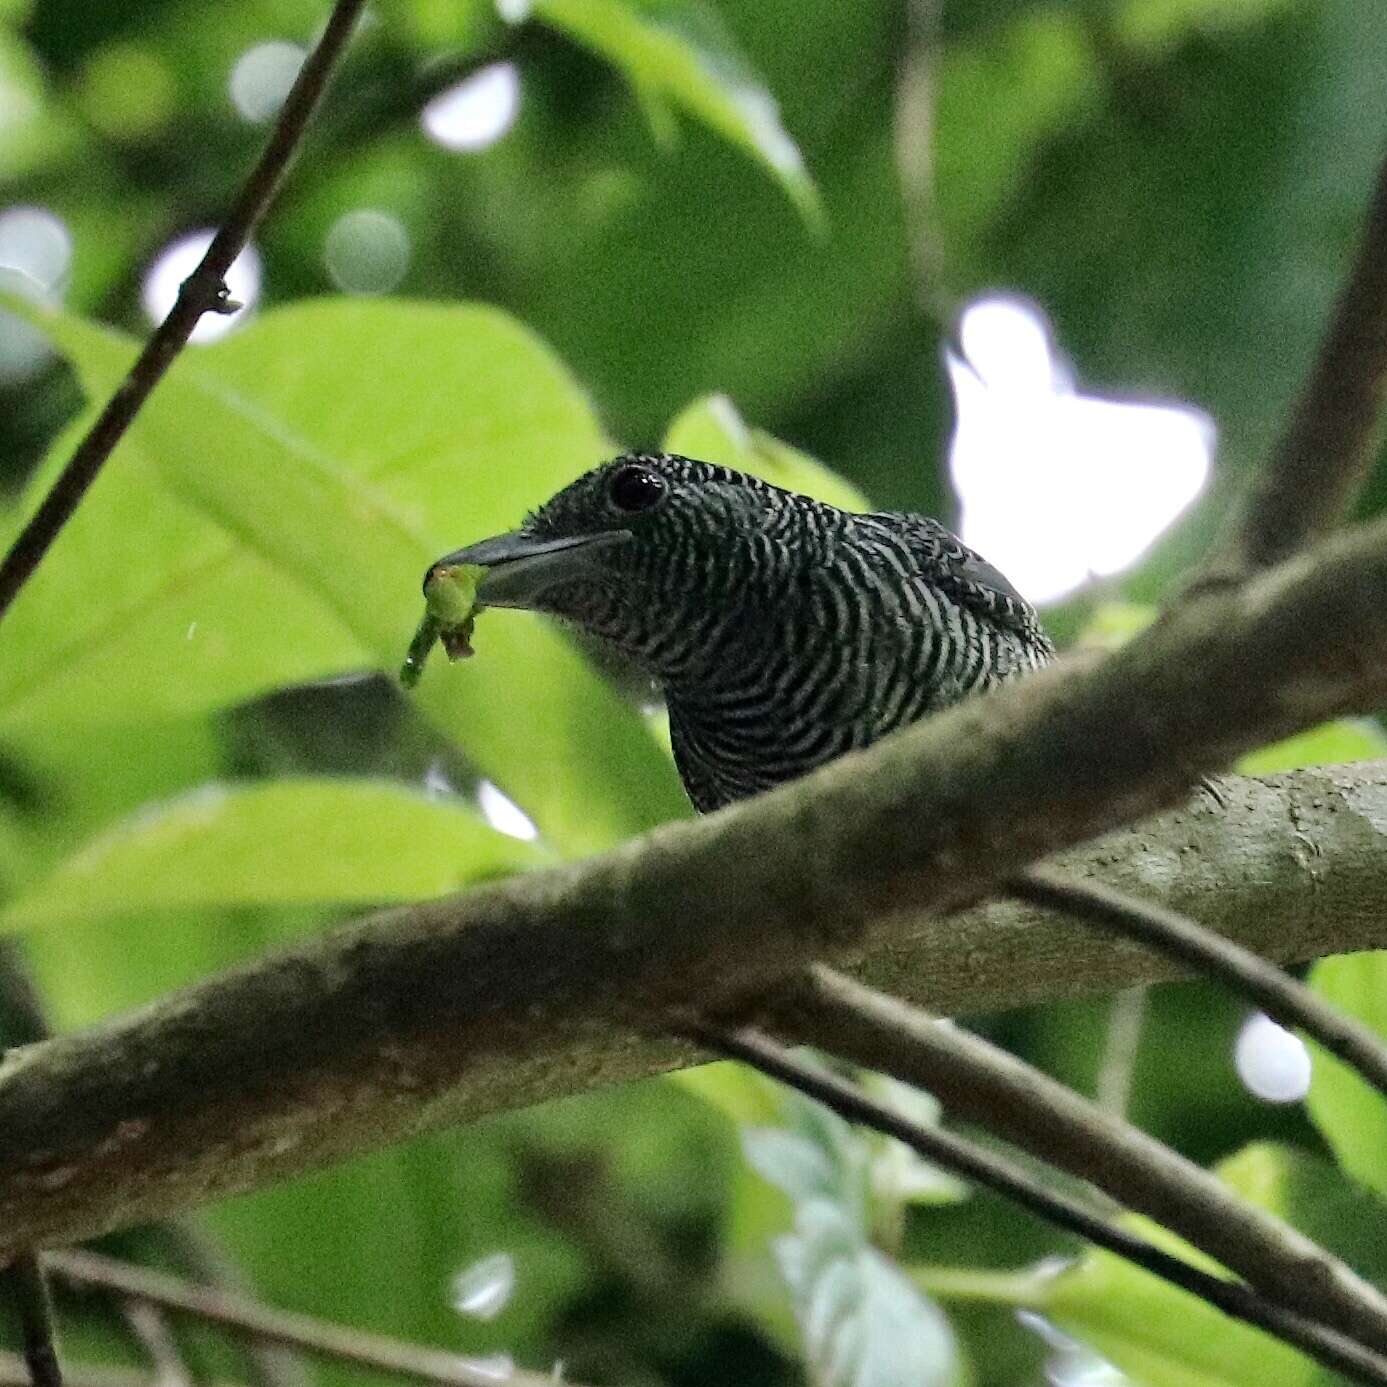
<box><xmin>691</xmin><ymin>1022</ymin><xmax>1387</xmax><ymax>1387</ymax></box>
<box><xmin>1095</xmin><ymin>986</ymin><xmax>1146</xmax><ymax>1119</ymax></box>
<box><xmin>115</xmin><ymin>1301</ymin><xmax>188</xmax><ymax>1387</ymax></box>
<box><xmin>0</xmin><ymin>944</ymin><xmax>50</xmax><ymax>1047</ymax></box>
<box><xmin>138</xmin><ymin>1224</ymin><xmax>308</xmax><ymax>1387</ymax></box>
<box><xmin>770</xmin><ymin>965</ymin><xmax>1387</xmax><ymax>1355</ymax></box>
<box><xmin>46</xmin><ymin>1250</ymin><xmax>580</xmax><ymax>1387</ymax></box>
<box><xmin>0</xmin><ymin>0</ymin><xmax>367</xmax><ymax>624</ymax></box>
<box><xmin>1204</xmin><ymin>140</ymin><xmax>1387</xmax><ymax>579</ymax></box>
<box><xmin>1012</xmin><ymin>866</ymin><xmax>1387</xmax><ymax>1103</ymax></box>
<box><xmin>5</xmin><ymin>1254</ymin><xmax>63</xmax><ymax>1387</ymax></box>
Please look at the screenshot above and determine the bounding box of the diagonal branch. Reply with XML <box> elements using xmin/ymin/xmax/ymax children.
<box><xmin>1204</xmin><ymin>140</ymin><xmax>1387</xmax><ymax>579</ymax></box>
<box><xmin>9</xmin><ymin>495</ymin><xmax>1387</xmax><ymax>1251</ymax></box>
<box><xmin>46</xmin><ymin>1252</ymin><xmax>578</xmax><ymax>1387</ymax></box>
<box><xmin>697</xmin><ymin>1022</ymin><xmax>1387</xmax><ymax>1387</ymax></box>
<box><xmin>1010</xmin><ymin>866</ymin><xmax>1387</xmax><ymax>1102</ymax></box>
<box><xmin>0</xmin><ymin>0</ymin><xmax>367</xmax><ymax>624</ymax></box>
<box><xmin>768</xmin><ymin>965</ymin><xmax>1387</xmax><ymax>1356</ymax></box>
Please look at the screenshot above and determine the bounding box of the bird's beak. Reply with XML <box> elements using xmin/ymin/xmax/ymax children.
<box><xmin>428</xmin><ymin>529</ymin><xmax>632</xmax><ymax>610</ymax></box>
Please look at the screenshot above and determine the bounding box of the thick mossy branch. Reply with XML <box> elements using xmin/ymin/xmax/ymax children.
<box><xmin>5</xmin><ymin>513</ymin><xmax>1387</xmax><ymax>1250</ymax></box>
<box><xmin>6</xmin><ymin>503</ymin><xmax>1387</xmax><ymax>1251</ymax></box>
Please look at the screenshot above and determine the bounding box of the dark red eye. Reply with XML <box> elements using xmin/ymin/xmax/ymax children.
<box><xmin>608</xmin><ymin>464</ymin><xmax>667</xmax><ymax>514</ymax></box>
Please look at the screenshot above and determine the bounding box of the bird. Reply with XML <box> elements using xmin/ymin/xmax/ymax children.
<box><xmin>435</xmin><ymin>453</ymin><xmax>1054</xmax><ymax>814</ymax></box>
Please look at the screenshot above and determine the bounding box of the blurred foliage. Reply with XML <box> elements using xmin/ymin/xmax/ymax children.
<box><xmin>4</xmin><ymin>0</ymin><xmax>1387</xmax><ymax>1384</ymax></box>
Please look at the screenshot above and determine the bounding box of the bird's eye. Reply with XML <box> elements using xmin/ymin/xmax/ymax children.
<box><xmin>608</xmin><ymin>464</ymin><xmax>667</xmax><ymax>514</ymax></box>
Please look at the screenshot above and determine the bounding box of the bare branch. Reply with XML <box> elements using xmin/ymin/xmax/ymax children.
<box><xmin>1095</xmin><ymin>987</ymin><xmax>1146</xmax><ymax>1118</ymax></box>
<box><xmin>0</xmin><ymin>0</ymin><xmax>367</xmax><ymax>624</ymax></box>
<box><xmin>770</xmin><ymin>966</ymin><xmax>1387</xmax><ymax>1355</ymax></box>
<box><xmin>4</xmin><ymin>726</ymin><xmax>1387</xmax><ymax>1253</ymax></box>
<box><xmin>1011</xmin><ymin>866</ymin><xmax>1387</xmax><ymax>1102</ymax></box>
<box><xmin>46</xmin><ymin>1252</ymin><xmax>576</xmax><ymax>1387</ymax></box>
<box><xmin>696</xmin><ymin>1022</ymin><xmax>1387</xmax><ymax>1387</ymax></box>
<box><xmin>139</xmin><ymin>1224</ymin><xmax>308</xmax><ymax>1387</ymax></box>
<box><xmin>116</xmin><ymin>1302</ymin><xmax>188</xmax><ymax>1387</ymax></box>
<box><xmin>5</xmin><ymin>1254</ymin><xmax>62</xmax><ymax>1387</ymax></box>
<box><xmin>1206</xmin><ymin>142</ymin><xmax>1387</xmax><ymax>578</ymax></box>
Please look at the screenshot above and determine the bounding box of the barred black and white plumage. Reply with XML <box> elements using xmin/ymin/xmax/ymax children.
<box><xmin>437</xmin><ymin>453</ymin><xmax>1054</xmax><ymax>813</ymax></box>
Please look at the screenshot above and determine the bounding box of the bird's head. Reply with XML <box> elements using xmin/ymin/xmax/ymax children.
<box><xmin>430</xmin><ymin>453</ymin><xmax>828</xmax><ymax>673</ymax></box>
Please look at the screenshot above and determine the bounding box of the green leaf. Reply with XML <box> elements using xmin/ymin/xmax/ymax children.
<box><xmin>663</xmin><ymin>393</ymin><xmax>870</xmax><ymax>511</ymax></box>
<box><xmin>0</xmin><ymin>403</ymin><xmax>363</xmax><ymax>730</ymax></box>
<box><xmin>1044</xmin><ymin>1142</ymin><xmax>1387</xmax><ymax>1387</ymax></box>
<box><xmin>860</xmin><ymin>1075</ymin><xmax>970</xmax><ymax>1210</ymax></box>
<box><xmin>1307</xmin><ymin>952</ymin><xmax>1387</xmax><ymax>1201</ymax></box>
<box><xmin>1238</xmin><ymin>719</ymin><xmax>1387</xmax><ymax>775</ymax></box>
<box><xmin>673</xmin><ymin>1058</ymin><xmax>786</xmax><ymax>1126</ymax></box>
<box><xmin>6</xmin><ymin>298</ymin><xmax>688</xmax><ymax>854</ymax></box>
<box><xmin>735</xmin><ymin>1069</ymin><xmax>961</xmax><ymax>1385</ymax></box>
<box><xmin>0</xmin><ymin>777</ymin><xmax>542</xmax><ymax>932</ymax></box>
<box><xmin>531</xmin><ymin>0</ymin><xmax>822</xmax><ymax>227</ymax></box>
<box><xmin>775</xmin><ymin>1201</ymin><xmax>960</xmax><ymax>1387</ymax></box>
<box><xmin>1075</xmin><ymin>600</ymin><xmax>1157</xmax><ymax>649</ymax></box>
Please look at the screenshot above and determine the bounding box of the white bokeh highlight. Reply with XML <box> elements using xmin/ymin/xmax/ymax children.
<box><xmin>323</xmin><ymin>209</ymin><xmax>410</xmax><ymax>294</ymax></box>
<box><xmin>477</xmin><ymin>779</ymin><xmax>538</xmax><ymax>842</ymax></box>
<box><xmin>229</xmin><ymin>42</ymin><xmax>306</xmax><ymax>123</ymax></box>
<box><xmin>451</xmin><ymin>1251</ymin><xmax>516</xmax><ymax>1321</ymax></box>
<box><xmin>1235</xmin><ymin>1011</ymin><xmax>1312</xmax><ymax>1104</ymax></box>
<box><xmin>948</xmin><ymin>295</ymin><xmax>1213</xmax><ymax>606</ymax></box>
<box><xmin>141</xmin><ymin>229</ymin><xmax>261</xmax><ymax>343</ymax></box>
<box><xmin>421</xmin><ymin>62</ymin><xmax>521</xmax><ymax>152</ymax></box>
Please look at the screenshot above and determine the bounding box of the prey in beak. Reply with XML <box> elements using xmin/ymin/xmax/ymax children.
<box><xmin>399</xmin><ymin>527</ymin><xmax>631</xmax><ymax>687</ymax></box>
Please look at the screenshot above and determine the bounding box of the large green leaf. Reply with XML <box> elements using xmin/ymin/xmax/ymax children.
<box><xmin>1307</xmin><ymin>952</ymin><xmax>1387</xmax><ymax>1201</ymax></box>
<box><xmin>663</xmin><ymin>393</ymin><xmax>870</xmax><ymax>511</ymax></box>
<box><xmin>6</xmin><ymin>299</ymin><xmax>688</xmax><ymax>854</ymax></box>
<box><xmin>531</xmin><ymin>0</ymin><xmax>821</xmax><ymax>227</ymax></box>
<box><xmin>0</xmin><ymin>404</ymin><xmax>361</xmax><ymax>730</ymax></box>
<box><xmin>0</xmin><ymin>777</ymin><xmax>542</xmax><ymax>932</ymax></box>
<box><xmin>1045</xmin><ymin>1142</ymin><xmax>1387</xmax><ymax>1386</ymax></box>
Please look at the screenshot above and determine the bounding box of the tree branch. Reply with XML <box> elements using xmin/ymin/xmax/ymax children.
<box><xmin>768</xmin><ymin>966</ymin><xmax>1387</xmax><ymax>1356</ymax></box>
<box><xmin>1205</xmin><ymin>140</ymin><xmax>1387</xmax><ymax>578</ymax></box>
<box><xmin>4</xmin><ymin>1254</ymin><xmax>62</xmax><ymax>1387</ymax></box>
<box><xmin>9</xmin><ymin>500</ymin><xmax>1387</xmax><ymax>1248</ymax></box>
<box><xmin>0</xmin><ymin>0</ymin><xmax>366</xmax><ymax>624</ymax></box>
<box><xmin>3</xmin><ymin>728</ymin><xmax>1387</xmax><ymax>1257</ymax></box>
<box><xmin>46</xmin><ymin>1252</ymin><xmax>575</xmax><ymax>1387</ymax></box>
<box><xmin>115</xmin><ymin>1301</ymin><xmax>188</xmax><ymax>1387</ymax></box>
<box><xmin>695</xmin><ymin>1022</ymin><xmax>1387</xmax><ymax>1387</ymax></box>
<box><xmin>1010</xmin><ymin>866</ymin><xmax>1387</xmax><ymax>1102</ymax></box>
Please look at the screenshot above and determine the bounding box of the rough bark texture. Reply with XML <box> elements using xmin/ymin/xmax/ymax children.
<box><xmin>0</xmin><ymin>753</ymin><xmax>1384</xmax><ymax>1255</ymax></box>
<box><xmin>7</xmin><ymin>512</ymin><xmax>1387</xmax><ymax>1254</ymax></box>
